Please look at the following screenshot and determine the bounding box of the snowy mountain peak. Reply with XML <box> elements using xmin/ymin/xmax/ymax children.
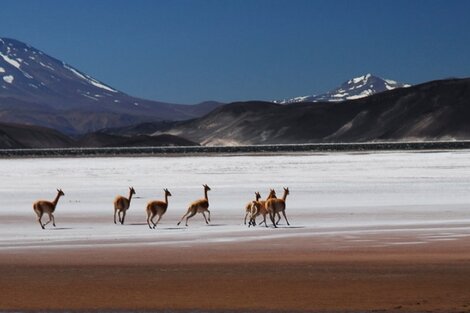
<box><xmin>277</xmin><ymin>73</ymin><xmax>411</xmax><ymax>104</ymax></box>
<box><xmin>0</xmin><ymin>37</ymin><xmax>118</xmax><ymax>97</ymax></box>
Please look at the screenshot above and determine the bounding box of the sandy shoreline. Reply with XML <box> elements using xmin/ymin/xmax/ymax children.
<box><xmin>2</xmin><ymin>232</ymin><xmax>470</xmax><ymax>312</ymax></box>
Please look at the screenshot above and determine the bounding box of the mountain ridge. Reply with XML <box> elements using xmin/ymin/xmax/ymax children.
<box><xmin>277</xmin><ymin>73</ymin><xmax>411</xmax><ymax>104</ymax></box>
<box><xmin>0</xmin><ymin>37</ymin><xmax>221</xmax><ymax>134</ymax></box>
<box><xmin>141</xmin><ymin>77</ymin><xmax>470</xmax><ymax>145</ymax></box>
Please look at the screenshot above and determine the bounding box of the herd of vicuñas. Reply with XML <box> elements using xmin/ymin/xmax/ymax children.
<box><xmin>32</xmin><ymin>185</ymin><xmax>290</xmax><ymax>230</ymax></box>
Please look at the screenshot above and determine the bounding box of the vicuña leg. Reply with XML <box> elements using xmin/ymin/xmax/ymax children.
<box><xmin>202</xmin><ymin>212</ymin><xmax>209</xmax><ymax>224</ymax></box>
<box><xmin>154</xmin><ymin>215</ymin><xmax>163</xmax><ymax>228</ymax></box>
<box><xmin>37</xmin><ymin>214</ymin><xmax>45</xmax><ymax>229</ymax></box>
<box><xmin>281</xmin><ymin>210</ymin><xmax>290</xmax><ymax>226</ymax></box>
<box><xmin>51</xmin><ymin>213</ymin><xmax>56</xmax><ymax>227</ymax></box>
<box><xmin>121</xmin><ymin>211</ymin><xmax>127</xmax><ymax>225</ymax></box>
<box><xmin>184</xmin><ymin>210</ymin><xmax>197</xmax><ymax>226</ymax></box>
<box><xmin>147</xmin><ymin>213</ymin><xmax>153</xmax><ymax>229</ymax></box>
<box><xmin>244</xmin><ymin>211</ymin><xmax>249</xmax><ymax>225</ymax></box>
<box><xmin>177</xmin><ymin>210</ymin><xmax>190</xmax><ymax>226</ymax></box>
<box><xmin>269</xmin><ymin>212</ymin><xmax>277</xmax><ymax>228</ymax></box>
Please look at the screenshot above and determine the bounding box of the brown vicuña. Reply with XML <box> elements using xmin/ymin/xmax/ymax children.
<box><xmin>177</xmin><ymin>184</ymin><xmax>211</xmax><ymax>226</ymax></box>
<box><xmin>266</xmin><ymin>187</ymin><xmax>290</xmax><ymax>228</ymax></box>
<box><xmin>146</xmin><ymin>188</ymin><xmax>172</xmax><ymax>229</ymax></box>
<box><xmin>114</xmin><ymin>186</ymin><xmax>136</xmax><ymax>225</ymax></box>
<box><xmin>248</xmin><ymin>189</ymin><xmax>277</xmax><ymax>227</ymax></box>
<box><xmin>244</xmin><ymin>191</ymin><xmax>262</xmax><ymax>225</ymax></box>
<box><xmin>33</xmin><ymin>189</ymin><xmax>65</xmax><ymax>229</ymax></box>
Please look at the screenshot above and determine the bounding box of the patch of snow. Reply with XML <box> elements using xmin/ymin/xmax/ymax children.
<box><xmin>351</xmin><ymin>74</ymin><xmax>371</xmax><ymax>84</ymax></box>
<box><xmin>28</xmin><ymin>83</ymin><xmax>38</xmax><ymax>89</ymax></box>
<box><xmin>23</xmin><ymin>71</ymin><xmax>33</xmax><ymax>79</ymax></box>
<box><xmin>0</xmin><ymin>67</ymin><xmax>4</xmax><ymax>73</ymax></box>
<box><xmin>328</xmin><ymin>98</ymin><xmax>345</xmax><ymax>102</ymax></box>
<box><xmin>3</xmin><ymin>75</ymin><xmax>14</xmax><ymax>84</ymax></box>
<box><xmin>275</xmin><ymin>95</ymin><xmax>314</xmax><ymax>104</ymax></box>
<box><xmin>90</xmin><ymin>80</ymin><xmax>117</xmax><ymax>93</ymax></box>
<box><xmin>64</xmin><ymin>64</ymin><xmax>87</xmax><ymax>80</ymax></box>
<box><xmin>39</xmin><ymin>62</ymin><xmax>55</xmax><ymax>71</ymax></box>
<box><xmin>346</xmin><ymin>89</ymin><xmax>373</xmax><ymax>100</ymax></box>
<box><xmin>0</xmin><ymin>52</ymin><xmax>21</xmax><ymax>69</ymax></box>
<box><xmin>82</xmin><ymin>93</ymin><xmax>99</xmax><ymax>101</ymax></box>
<box><xmin>63</xmin><ymin>63</ymin><xmax>117</xmax><ymax>93</ymax></box>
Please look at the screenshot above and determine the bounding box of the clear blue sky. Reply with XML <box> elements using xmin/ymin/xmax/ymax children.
<box><xmin>1</xmin><ymin>0</ymin><xmax>470</xmax><ymax>104</ymax></box>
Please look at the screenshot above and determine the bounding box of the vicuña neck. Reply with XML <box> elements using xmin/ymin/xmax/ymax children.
<box><xmin>204</xmin><ymin>189</ymin><xmax>209</xmax><ymax>201</ymax></box>
<box><xmin>52</xmin><ymin>192</ymin><xmax>62</xmax><ymax>208</ymax></box>
<box><xmin>282</xmin><ymin>190</ymin><xmax>288</xmax><ymax>201</ymax></box>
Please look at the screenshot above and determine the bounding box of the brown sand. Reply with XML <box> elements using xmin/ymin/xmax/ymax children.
<box><xmin>1</xmin><ymin>235</ymin><xmax>470</xmax><ymax>312</ymax></box>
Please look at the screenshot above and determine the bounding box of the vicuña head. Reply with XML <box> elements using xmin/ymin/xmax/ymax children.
<box><xmin>113</xmin><ymin>186</ymin><xmax>136</xmax><ymax>225</ymax></box>
<box><xmin>33</xmin><ymin>188</ymin><xmax>65</xmax><ymax>229</ymax></box>
<box><xmin>283</xmin><ymin>187</ymin><xmax>289</xmax><ymax>198</ymax></box>
<box><xmin>177</xmin><ymin>184</ymin><xmax>212</xmax><ymax>226</ymax></box>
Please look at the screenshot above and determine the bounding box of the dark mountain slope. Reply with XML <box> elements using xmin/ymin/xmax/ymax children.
<box><xmin>77</xmin><ymin>132</ymin><xmax>197</xmax><ymax>147</ymax></box>
<box><xmin>156</xmin><ymin>78</ymin><xmax>470</xmax><ymax>145</ymax></box>
<box><xmin>0</xmin><ymin>122</ymin><xmax>74</xmax><ymax>148</ymax></box>
<box><xmin>0</xmin><ymin>121</ymin><xmax>197</xmax><ymax>149</ymax></box>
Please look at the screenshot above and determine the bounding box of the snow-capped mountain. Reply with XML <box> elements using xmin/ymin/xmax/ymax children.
<box><xmin>0</xmin><ymin>38</ymin><xmax>121</xmax><ymax>107</ymax></box>
<box><xmin>277</xmin><ymin>74</ymin><xmax>411</xmax><ymax>104</ymax></box>
<box><xmin>0</xmin><ymin>38</ymin><xmax>220</xmax><ymax>134</ymax></box>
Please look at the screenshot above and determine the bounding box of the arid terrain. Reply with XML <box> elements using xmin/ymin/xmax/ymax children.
<box><xmin>1</xmin><ymin>228</ymin><xmax>470</xmax><ymax>312</ymax></box>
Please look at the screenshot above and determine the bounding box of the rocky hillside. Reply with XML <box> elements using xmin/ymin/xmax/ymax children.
<box><xmin>145</xmin><ymin>78</ymin><xmax>470</xmax><ymax>145</ymax></box>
